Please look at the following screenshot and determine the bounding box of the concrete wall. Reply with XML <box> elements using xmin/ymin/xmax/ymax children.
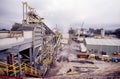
<box><xmin>0</xmin><ymin>33</ymin><xmax>10</xmax><ymax>38</ymax></box>
<box><xmin>23</xmin><ymin>31</ymin><xmax>32</xmax><ymax>39</ymax></box>
<box><xmin>0</xmin><ymin>31</ymin><xmax>33</xmax><ymax>50</ymax></box>
<box><xmin>0</xmin><ymin>37</ymin><xmax>24</xmax><ymax>46</ymax></box>
<box><xmin>0</xmin><ymin>31</ymin><xmax>32</xmax><ymax>46</ymax></box>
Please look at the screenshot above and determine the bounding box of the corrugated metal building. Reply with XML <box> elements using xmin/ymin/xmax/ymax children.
<box><xmin>85</xmin><ymin>38</ymin><xmax>120</xmax><ymax>55</ymax></box>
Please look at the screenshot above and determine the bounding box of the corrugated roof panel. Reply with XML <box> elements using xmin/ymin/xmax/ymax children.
<box><xmin>85</xmin><ymin>38</ymin><xmax>120</xmax><ymax>46</ymax></box>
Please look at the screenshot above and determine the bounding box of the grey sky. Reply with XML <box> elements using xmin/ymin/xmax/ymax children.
<box><xmin>0</xmin><ymin>0</ymin><xmax>120</xmax><ymax>32</ymax></box>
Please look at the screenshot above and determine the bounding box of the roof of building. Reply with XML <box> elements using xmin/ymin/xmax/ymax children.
<box><xmin>85</xmin><ymin>38</ymin><xmax>120</xmax><ymax>46</ymax></box>
<box><xmin>11</xmin><ymin>22</ymin><xmax>55</xmax><ymax>34</ymax></box>
<box><xmin>11</xmin><ymin>23</ymin><xmax>34</xmax><ymax>31</ymax></box>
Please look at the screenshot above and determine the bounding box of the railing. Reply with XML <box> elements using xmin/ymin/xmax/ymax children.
<box><xmin>20</xmin><ymin>63</ymin><xmax>42</xmax><ymax>75</ymax></box>
<box><xmin>0</xmin><ymin>61</ymin><xmax>42</xmax><ymax>78</ymax></box>
<box><xmin>0</xmin><ymin>61</ymin><xmax>18</xmax><ymax>77</ymax></box>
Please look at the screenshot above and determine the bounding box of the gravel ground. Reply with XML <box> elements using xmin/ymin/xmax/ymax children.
<box><xmin>25</xmin><ymin>41</ymin><xmax>120</xmax><ymax>79</ymax></box>
<box><xmin>45</xmin><ymin>40</ymin><xmax>120</xmax><ymax>79</ymax></box>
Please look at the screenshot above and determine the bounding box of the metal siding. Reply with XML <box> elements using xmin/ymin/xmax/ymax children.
<box><xmin>85</xmin><ymin>38</ymin><xmax>120</xmax><ymax>46</ymax></box>
<box><xmin>87</xmin><ymin>44</ymin><xmax>120</xmax><ymax>55</ymax></box>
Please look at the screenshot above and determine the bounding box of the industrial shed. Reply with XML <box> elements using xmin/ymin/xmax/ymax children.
<box><xmin>85</xmin><ymin>38</ymin><xmax>120</xmax><ymax>55</ymax></box>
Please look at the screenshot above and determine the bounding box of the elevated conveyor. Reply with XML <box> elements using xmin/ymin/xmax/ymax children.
<box><xmin>0</xmin><ymin>2</ymin><xmax>62</xmax><ymax>78</ymax></box>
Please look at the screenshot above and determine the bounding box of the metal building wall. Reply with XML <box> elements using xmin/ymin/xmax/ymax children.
<box><xmin>86</xmin><ymin>44</ymin><xmax>120</xmax><ymax>55</ymax></box>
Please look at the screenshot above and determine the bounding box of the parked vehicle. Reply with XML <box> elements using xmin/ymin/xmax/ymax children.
<box><xmin>102</xmin><ymin>55</ymin><xmax>110</xmax><ymax>61</ymax></box>
<box><xmin>77</xmin><ymin>53</ymin><xmax>89</xmax><ymax>59</ymax></box>
<box><xmin>113</xmin><ymin>52</ymin><xmax>120</xmax><ymax>55</ymax></box>
<box><xmin>101</xmin><ymin>51</ymin><xmax>107</xmax><ymax>55</ymax></box>
<box><xmin>95</xmin><ymin>56</ymin><xmax>101</xmax><ymax>60</ymax></box>
<box><xmin>111</xmin><ymin>57</ymin><xmax>120</xmax><ymax>63</ymax></box>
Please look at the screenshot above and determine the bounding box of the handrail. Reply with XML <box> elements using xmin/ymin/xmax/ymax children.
<box><xmin>0</xmin><ymin>61</ymin><xmax>18</xmax><ymax>76</ymax></box>
<box><xmin>0</xmin><ymin>61</ymin><xmax>42</xmax><ymax>77</ymax></box>
<box><xmin>20</xmin><ymin>63</ymin><xmax>42</xmax><ymax>75</ymax></box>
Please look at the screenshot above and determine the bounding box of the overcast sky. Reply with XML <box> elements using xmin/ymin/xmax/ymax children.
<box><xmin>0</xmin><ymin>0</ymin><xmax>120</xmax><ymax>32</ymax></box>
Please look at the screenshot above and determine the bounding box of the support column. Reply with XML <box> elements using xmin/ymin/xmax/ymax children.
<box><xmin>18</xmin><ymin>52</ymin><xmax>21</xmax><ymax>64</ymax></box>
<box><xmin>17</xmin><ymin>51</ymin><xmax>21</xmax><ymax>77</ymax></box>
<box><xmin>33</xmin><ymin>47</ymin><xmax>37</xmax><ymax>68</ymax></box>
<box><xmin>7</xmin><ymin>53</ymin><xmax>14</xmax><ymax>65</ymax></box>
<box><xmin>29</xmin><ymin>48</ymin><xmax>32</xmax><ymax>66</ymax></box>
<box><xmin>34</xmin><ymin>47</ymin><xmax>40</xmax><ymax>69</ymax></box>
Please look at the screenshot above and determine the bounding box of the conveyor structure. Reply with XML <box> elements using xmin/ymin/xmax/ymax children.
<box><xmin>0</xmin><ymin>2</ymin><xmax>62</xmax><ymax>78</ymax></box>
